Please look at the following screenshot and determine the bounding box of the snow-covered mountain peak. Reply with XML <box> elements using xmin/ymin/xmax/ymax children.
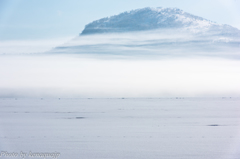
<box><xmin>50</xmin><ymin>7</ymin><xmax>240</xmax><ymax>58</ymax></box>
<box><xmin>80</xmin><ymin>7</ymin><xmax>220</xmax><ymax>35</ymax></box>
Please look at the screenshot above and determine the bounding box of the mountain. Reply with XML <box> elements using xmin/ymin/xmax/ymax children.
<box><xmin>80</xmin><ymin>7</ymin><xmax>240</xmax><ymax>37</ymax></box>
<box><xmin>51</xmin><ymin>7</ymin><xmax>240</xmax><ymax>58</ymax></box>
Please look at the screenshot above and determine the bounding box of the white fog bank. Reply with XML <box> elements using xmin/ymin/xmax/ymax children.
<box><xmin>0</xmin><ymin>55</ymin><xmax>239</xmax><ymax>98</ymax></box>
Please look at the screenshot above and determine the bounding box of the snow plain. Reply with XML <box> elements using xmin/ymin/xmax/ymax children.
<box><xmin>0</xmin><ymin>98</ymin><xmax>240</xmax><ymax>159</ymax></box>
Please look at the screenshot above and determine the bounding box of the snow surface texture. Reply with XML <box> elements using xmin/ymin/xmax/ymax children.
<box><xmin>0</xmin><ymin>98</ymin><xmax>240</xmax><ymax>159</ymax></box>
<box><xmin>50</xmin><ymin>7</ymin><xmax>240</xmax><ymax>58</ymax></box>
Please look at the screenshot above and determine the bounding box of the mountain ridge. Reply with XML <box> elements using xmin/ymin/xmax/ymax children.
<box><xmin>80</xmin><ymin>7</ymin><xmax>240</xmax><ymax>36</ymax></box>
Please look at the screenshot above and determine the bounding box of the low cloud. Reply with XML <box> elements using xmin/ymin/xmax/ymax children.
<box><xmin>0</xmin><ymin>55</ymin><xmax>239</xmax><ymax>98</ymax></box>
<box><xmin>0</xmin><ymin>37</ymin><xmax>74</xmax><ymax>54</ymax></box>
<box><xmin>52</xmin><ymin>30</ymin><xmax>240</xmax><ymax>59</ymax></box>
<box><xmin>0</xmin><ymin>31</ymin><xmax>239</xmax><ymax>98</ymax></box>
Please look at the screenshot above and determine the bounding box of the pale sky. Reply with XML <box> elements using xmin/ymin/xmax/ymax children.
<box><xmin>0</xmin><ymin>0</ymin><xmax>240</xmax><ymax>40</ymax></box>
